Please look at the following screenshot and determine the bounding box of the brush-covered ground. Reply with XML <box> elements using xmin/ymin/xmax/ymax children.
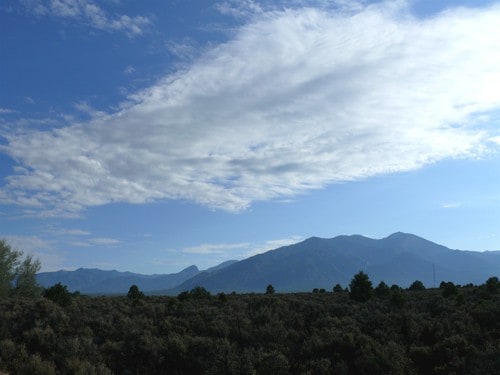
<box><xmin>0</xmin><ymin>281</ymin><xmax>499</xmax><ymax>374</ymax></box>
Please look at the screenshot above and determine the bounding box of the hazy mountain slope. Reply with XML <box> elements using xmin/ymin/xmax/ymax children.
<box><xmin>171</xmin><ymin>233</ymin><xmax>500</xmax><ymax>293</ymax></box>
<box><xmin>82</xmin><ymin>265</ymin><xmax>200</xmax><ymax>294</ymax></box>
<box><xmin>36</xmin><ymin>259</ymin><xmax>239</xmax><ymax>294</ymax></box>
<box><xmin>37</xmin><ymin>233</ymin><xmax>499</xmax><ymax>294</ymax></box>
<box><xmin>36</xmin><ymin>268</ymin><xmax>136</xmax><ymax>293</ymax></box>
<box><xmin>36</xmin><ymin>265</ymin><xmax>200</xmax><ymax>294</ymax></box>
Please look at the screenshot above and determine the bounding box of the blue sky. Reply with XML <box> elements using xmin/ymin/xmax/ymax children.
<box><xmin>1</xmin><ymin>0</ymin><xmax>499</xmax><ymax>274</ymax></box>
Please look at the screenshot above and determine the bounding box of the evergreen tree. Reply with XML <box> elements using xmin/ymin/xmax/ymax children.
<box><xmin>333</xmin><ymin>283</ymin><xmax>344</xmax><ymax>293</ymax></box>
<box><xmin>127</xmin><ymin>285</ymin><xmax>145</xmax><ymax>300</ymax></box>
<box><xmin>485</xmin><ymin>276</ymin><xmax>499</xmax><ymax>294</ymax></box>
<box><xmin>408</xmin><ymin>280</ymin><xmax>426</xmax><ymax>291</ymax></box>
<box><xmin>266</xmin><ymin>284</ymin><xmax>275</xmax><ymax>294</ymax></box>
<box><xmin>375</xmin><ymin>281</ymin><xmax>390</xmax><ymax>297</ymax></box>
<box><xmin>349</xmin><ymin>271</ymin><xmax>373</xmax><ymax>302</ymax></box>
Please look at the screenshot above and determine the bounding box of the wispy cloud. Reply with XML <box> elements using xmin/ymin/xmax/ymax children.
<box><xmin>441</xmin><ymin>202</ymin><xmax>462</xmax><ymax>209</ymax></box>
<box><xmin>244</xmin><ymin>236</ymin><xmax>304</xmax><ymax>256</ymax></box>
<box><xmin>180</xmin><ymin>236</ymin><xmax>303</xmax><ymax>256</ymax></box>
<box><xmin>491</xmin><ymin>136</ymin><xmax>500</xmax><ymax>145</ymax></box>
<box><xmin>156</xmin><ymin>235</ymin><xmax>303</xmax><ymax>271</ymax></box>
<box><xmin>88</xmin><ymin>237</ymin><xmax>121</xmax><ymax>245</ymax></box>
<box><xmin>0</xmin><ymin>108</ymin><xmax>16</xmax><ymax>114</ymax></box>
<box><xmin>70</xmin><ymin>236</ymin><xmax>120</xmax><ymax>247</ymax></box>
<box><xmin>2</xmin><ymin>1</ymin><xmax>500</xmax><ymax>216</ymax></box>
<box><xmin>48</xmin><ymin>228</ymin><xmax>91</xmax><ymax>236</ymax></box>
<box><xmin>182</xmin><ymin>242</ymin><xmax>250</xmax><ymax>255</ymax></box>
<box><xmin>20</xmin><ymin>0</ymin><xmax>150</xmax><ymax>37</ymax></box>
<box><xmin>123</xmin><ymin>66</ymin><xmax>135</xmax><ymax>75</ymax></box>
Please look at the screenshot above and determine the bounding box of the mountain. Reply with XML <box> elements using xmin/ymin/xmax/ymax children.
<box><xmin>169</xmin><ymin>232</ymin><xmax>500</xmax><ymax>293</ymax></box>
<box><xmin>36</xmin><ymin>261</ymin><xmax>237</xmax><ymax>294</ymax></box>
<box><xmin>37</xmin><ymin>233</ymin><xmax>499</xmax><ymax>294</ymax></box>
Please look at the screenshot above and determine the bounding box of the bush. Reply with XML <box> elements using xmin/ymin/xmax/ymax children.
<box><xmin>18</xmin><ymin>354</ymin><xmax>56</xmax><ymax>375</ymax></box>
<box><xmin>408</xmin><ymin>280</ymin><xmax>426</xmax><ymax>291</ymax></box>
<box><xmin>485</xmin><ymin>276</ymin><xmax>499</xmax><ymax>294</ymax></box>
<box><xmin>43</xmin><ymin>283</ymin><xmax>73</xmax><ymax>307</ymax></box>
<box><xmin>440</xmin><ymin>281</ymin><xmax>458</xmax><ymax>298</ymax></box>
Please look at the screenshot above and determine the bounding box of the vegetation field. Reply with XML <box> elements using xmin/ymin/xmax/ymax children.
<box><xmin>1</xmin><ymin>280</ymin><xmax>499</xmax><ymax>374</ymax></box>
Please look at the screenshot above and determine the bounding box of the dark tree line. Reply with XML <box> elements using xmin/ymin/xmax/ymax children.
<box><xmin>0</xmin><ymin>272</ymin><xmax>498</xmax><ymax>374</ymax></box>
<box><xmin>1</xmin><ymin>239</ymin><xmax>499</xmax><ymax>374</ymax></box>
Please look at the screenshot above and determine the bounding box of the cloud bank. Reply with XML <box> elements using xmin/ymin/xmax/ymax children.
<box><xmin>2</xmin><ymin>1</ymin><xmax>500</xmax><ymax>216</ymax></box>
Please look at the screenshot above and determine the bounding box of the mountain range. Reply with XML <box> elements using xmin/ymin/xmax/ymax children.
<box><xmin>36</xmin><ymin>232</ymin><xmax>500</xmax><ymax>294</ymax></box>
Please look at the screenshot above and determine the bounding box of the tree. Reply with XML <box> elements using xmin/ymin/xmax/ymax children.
<box><xmin>127</xmin><ymin>285</ymin><xmax>144</xmax><ymax>300</ymax></box>
<box><xmin>408</xmin><ymin>280</ymin><xmax>426</xmax><ymax>291</ymax></box>
<box><xmin>0</xmin><ymin>239</ymin><xmax>41</xmax><ymax>299</ymax></box>
<box><xmin>440</xmin><ymin>281</ymin><xmax>458</xmax><ymax>298</ymax></box>
<box><xmin>14</xmin><ymin>255</ymin><xmax>41</xmax><ymax>297</ymax></box>
<box><xmin>333</xmin><ymin>283</ymin><xmax>344</xmax><ymax>293</ymax></box>
<box><xmin>375</xmin><ymin>281</ymin><xmax>390</xmax><ymax>298</ymax></box>
<box><xmin>485</xmin><ymin>276</ymin><xmax>499</xmax><ymax>294</ymax></box>
<box><xmin>390</xmin><ymin>289</ymin><xmax>406</xmax><ymax>308</ymax></box>
<box><xmin>265</xmin><ymin>284</ymin><xmax>275</xmax><ymax>294</ymax></box>
<box><xmin>190</xmin><ymin>286</ymin><xmax>211</xmax><ymax>299</ymax></box>
<box><xmin>177</xmin><ymin>290</ymin><xmax>190</xmax><ymax>301</ymax></box>
<box><xmin>0</xmin><ymin>239</ymin><xmax>21</xmax><ymax>300</ymax></box>
<box><xmin>177</xmin><ymin>286</ymin><xmax>211</xmax><ymax>301</ymax></box>
<box><xmin>217</xmin><ymin>292</ymin><xmax>227</xmax><ymax>303</ymax></box>
<box><xmin>43</xmin><ymin>283</ymin><xmax>73</xmax><ymax>307</ymax></box>
<box><xmin>349</xmin><ymin>271</ymin><xmax>373</xmax><ymax>302</ymax></box>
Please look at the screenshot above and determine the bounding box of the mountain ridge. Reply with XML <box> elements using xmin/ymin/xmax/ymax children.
<box><xmin>36</xmin><ymin>232</ymin><xmax>499</xmax><ymax>295</ymax></box>
<box><xmin>167</xmin><ymin>232</ymin><xmax>500</xmax><ymax>294</ymax></box>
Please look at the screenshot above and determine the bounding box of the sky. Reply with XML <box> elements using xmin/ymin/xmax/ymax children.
<box><xmin>1</xmin><ymin>0</ymin><xmax>499</xmax><ymax>274</ymax></box>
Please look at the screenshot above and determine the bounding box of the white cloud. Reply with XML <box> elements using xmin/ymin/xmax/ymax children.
<box><xmin>0</xmin><ymin>108</ymin><xmax>16</xmax><ymax>114</ymax></box>
<box><xmin>491</xmin><ymin>136</ymin><xmax>500</xmax><ymax>145</ymax></box>
<box><xmin>244</xmin><ymin>236</ymin><xmax>304</xmax><ymax>256</ymax></box>
<box><xmin>21</xmin><ymin>0</ymin><xmax>150</xmax><ymax>36</ymax></box>
<box><xmin>123</xmin><ymin>66</ymin><xmax>135</xmax><ymax>75</ymax></box>
<box><xmin>70</xmin><ymin>237</ymin><xmax>120</xmax><ymax>247</ymax></box>
<box><xmin>441</xmin><ymin>202</ymin><xmax>462</xmax><ymax>209</ymax></box>
<box><xmin>1</xmin><ymin>235</ymin><xmax>65</xmax><ymax>271</ymax></box>
<box><xmin>154</xmin><ymin>236</ymin><xmax>303</xmax><ymax>272</ymax></box>
<box><xmin>2</xmin><ymin>1</ymin><xmax>500</xmax><ymax>215</ymax></box>
<box><xmin>49</xmin><ymin>228</ymin><xmax>91</xmax><ymax>236</ymax></box>
<box><xmin>216</xmin><ymin>0</ymin><xmax>264</xmax><ymax>18</ymax></box>
<box><xmin>181</xmin><ymin>236</ymin><xmax>303</xmax><ymax>256</ymax></box>
<box><xmin>166</xmin><ymin>39</ymin><xmax>200</xmax><ymax>61</ymax></box>
<box><xmin>70</xmin><ymin>241</ymin><xmax>92</xmax><ymax>248</ymax></box>
<box><xmin>88</xmin><ymin>237</ymin><xmax>121</xmax><ymax>245</ymax></box>
<box><xmin>182</xmin><ymin>242</ymin><xmax>250</xmax><ymax>255</ymax></box>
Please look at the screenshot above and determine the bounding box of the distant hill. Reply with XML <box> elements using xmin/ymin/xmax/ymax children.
<box><xmin>168</xmin><ymin>232</ymin><xmax>500</xmax><ymax>294</ymax></box>
<box><xmin>37</xmin><ymin>233</ymin><xmax>499</xmax><ymax>294</ymax></box>
<box><xmin>36</xmin><ymin>261</ymin><xmax>237</xmax><ymax>294</ymax></box>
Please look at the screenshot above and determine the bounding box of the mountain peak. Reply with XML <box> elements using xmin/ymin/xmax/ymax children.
<box><xmin>385</xmin><ymin>232</ymin><xmax>415</xmax><ymax>239</ymax></box>
<box><xmin>181</xmin><ymin>265</ymin><xmax>198</xmax><ymax>272</ymax></box>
